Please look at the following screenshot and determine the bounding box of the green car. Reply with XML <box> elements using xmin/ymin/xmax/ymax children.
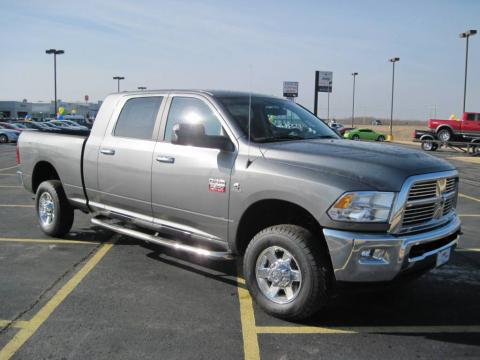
<box><xmin>344</xmin><ymin>128</ymin><xmax>386</xmax><ymax>141</ymax></box>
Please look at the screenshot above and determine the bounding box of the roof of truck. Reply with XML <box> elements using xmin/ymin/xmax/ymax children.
<box><xmin>109</xmin><ymin>89</ymin><xmax>277</xmax><ymax>98</ymax></box>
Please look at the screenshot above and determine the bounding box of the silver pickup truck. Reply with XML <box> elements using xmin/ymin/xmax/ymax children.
<box><xmin>17</xmin><ymin>90</ymin><xmax>461</xmax><ymax>320</ymax></box>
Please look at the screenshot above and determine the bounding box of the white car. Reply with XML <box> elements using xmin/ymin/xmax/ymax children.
<box><xmin>0</xmin><ymin>129</ymin><xmax>19</xmax><ymax>143</ymax></box>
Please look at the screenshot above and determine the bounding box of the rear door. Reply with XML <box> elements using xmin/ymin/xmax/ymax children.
<box><xmin>151</xmin><ymin>94</ymin><xmax>237</xmax><ymax>241</ymax></box>
<box><xmin>97</xmin><ymin>95</ymin><xmax>165</xmax><ymax>217</ymax></box>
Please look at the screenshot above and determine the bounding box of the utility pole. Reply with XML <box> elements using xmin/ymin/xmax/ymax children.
<box><xmin>459</xmin><ymin>30</ymin><xmax>477</xmax><ymax>113</ymax></box>
<box><xmin>45</xmin><ymin>49</ymin><xmax>65</xmax><ymax>116</ymax></box>
<box><xmin>388</xmin><ymin>57</ymin><xmax>400</xmax><ymax>141</ymax></box>
<box><xmin>113</xmin><ymin>76</ymin><xmax>125</xmax><ymax>92</ymax></box>
<box><xmin>314</xmin><ymin>71</ymin><xmax>319</xmax><ymax>116</ymax></box>
<box><xmin>351</xmin><ymin>73</ymin><xmax>358</xmax><ymax>128</ymax></box>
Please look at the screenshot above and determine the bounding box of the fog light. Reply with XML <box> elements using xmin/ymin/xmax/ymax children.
<box><xmin>360</xmin><ymin>248</ymin><xmax>390</xmax><ymax>264</ymax></box>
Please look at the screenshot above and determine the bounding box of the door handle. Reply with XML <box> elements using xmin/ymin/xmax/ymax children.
<box><xmin>156</xmin><ymin>155</ymin><xmax>175</xmax><ymax>164</ymax></box>
<box><xmin>100</xmin><ymin>148</ymin><xmax>115</xmax><ymax>155</ymax></box>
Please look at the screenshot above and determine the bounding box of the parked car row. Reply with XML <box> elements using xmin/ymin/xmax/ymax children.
<box><xmin>0</xmin><ymin>120</ymin><xmax>90</xmax><ymax>143</ymax></box>
<box><xmin>327</xmin><ymin>121</ymin><xmax>387</xmax><ymax>141</ymax></box>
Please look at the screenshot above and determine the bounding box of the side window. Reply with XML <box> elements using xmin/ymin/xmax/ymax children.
<box><xmin>466</xmin><ymin>113</ymin><xmax>475</xmax><ymax>121</ymax></box>
<box><xmin>476</xmin><ymin>114</ymin><xmax>480</xmax><ymax>121</ymax></box>
<box><xmin>164</xmin><ymin>97</ymin><xmax>224</xmax><ymax>142</ymax></box>
<box><xmin>114</xmin><ymin>97</ymin><xmax>163</xmax><ymax>140</ymax></box>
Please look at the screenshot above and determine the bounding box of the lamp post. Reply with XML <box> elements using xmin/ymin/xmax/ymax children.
<box><xmin>388</xmin><ymin>57</ymin><xmax>400</xmax><ymax>141</ymax></box>
<box><xmin>45</xmin><ymin>49</ymin><xmax>65</xmax><ymax>116</ymax></box>
<box><xmin>351</xmin><ymin>72</ymin><xmax>358</xmax><ymax>128</ymax></box>
<box><xmin>138</xmin><ymin>86</ymin><xmax>147</xmax><ymax>91</ymax></box>
<box><xmin>459</xmin><ymin>30</ymin><xmax>477</xmax><ymax>113</ymax></box>
<box><xmin>327</xmin><ymin>80</ymin><xmax>332</xmax><ymax>122</ymax></box>
<box><xmin>113</xmin><ymin>76</ymin><xmax>125</xmax><ymax>92</ymax></box>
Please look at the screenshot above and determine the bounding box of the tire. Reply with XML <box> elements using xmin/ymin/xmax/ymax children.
<box><xmin>421</xmin><ymin>141</ymin><xmax>434</xmax><ymax>151</ymax></box>
<box><xmin>437</xmin><ymin>128</ymin><xmax>452</xmax><ymax>142</ymax></box>
<box><xmin>243</xmin><ymin>225</ymin><xmax>332</xmax><ymax>320</ymax></box>
<box><xmin>352</xmin><ymin>135</ymin><xmax>360</xmax><ymax>141</ymax></box>
<box><xmin>35</xmin><ymin>180</ymin><xmax>74</xmax><ymax>237</ymax></box>
<box><xmin>377</xmin><ymin>135</ymin><xmax>385</xmax><ymax>142</ymax></box>
<box><xmin>0</xmin><ymin>134</ymin><xmax>8</xmax><ymax>143</ymax></box>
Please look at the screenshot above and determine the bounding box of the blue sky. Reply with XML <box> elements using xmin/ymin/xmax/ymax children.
<box><xmin>1</xmin><ymin>0</ymin><xmax>479</xmax><ymax>120</ymax></box>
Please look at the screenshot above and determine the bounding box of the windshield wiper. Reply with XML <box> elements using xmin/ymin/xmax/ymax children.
<box><xmin>260</xmin><ymin>134</ymin><xmax>305</xmax><ymax>142</ymax></box>
<box><xmin>308</xmin><ymin>135</ymin><xmax>338</xmax><ymax>139</ymax></box>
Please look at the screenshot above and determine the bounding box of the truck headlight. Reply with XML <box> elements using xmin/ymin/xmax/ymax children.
<box><xmin>328</xmin><ymin>192</ymin><xmax>395</xmax><ymax>222</ymax></box>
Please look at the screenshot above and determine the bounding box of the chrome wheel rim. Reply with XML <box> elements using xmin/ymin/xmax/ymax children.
<box><xmin>424</xmin><ymin>142</ymin><xmax>433</xmax><ymax>151</ymax></box>
<box><xmin>438</xmin><ymin>131</ymin><xmax>450</xmax><ymax>142</ymax></box>
<box><xmin>255</xmin><ymin>246</ymin><xmax>302</xmax><ymax>304</ymax></box>
<box><xmin>0</xmin><ymin>135</ymin><xmax>7</xmax><ymax>143</ymax></box>
<box><xmin>38</xmin><ymin>192</ymin><xmax>55</xmax><ymax>226</ymax></box>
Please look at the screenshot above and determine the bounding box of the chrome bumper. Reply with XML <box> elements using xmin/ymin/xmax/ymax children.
<box><xmin>323</xmin><ymin>215</ymin><xmax>461</xmax><ymax>282</ymax></box>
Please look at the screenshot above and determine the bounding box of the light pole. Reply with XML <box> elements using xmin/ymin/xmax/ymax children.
<box><xmin>113</xmin><ymin>76</ymin><xmax>125</xmax><ymax>92</ymax></box>
<box><xmin>459</xmin><ymin>30</ymin><xmax>477</xmax><ymax>113</ymax></box>
<box><xmin>45</xmin><ymin>49</ymin><xmax>65</xmax><ymax>116</ymax></box>
<box><xmin>388</xmin><ymin>57</ymin><xmax>400</xmax><ymax>141</ymax></box>
<box><xmin>327</xmin><ymin>80</ymin><xmax>332</xmax><ymax>122</ymax></box>
<box><xmin>138</xmin><ymin>86</ymin><xmax>147</xmax><ymax>91</ymax></box>
<box><xmin>351</xmin><ymin>72</ymin><xmax>358</xmax><ymax>128</ymax></box>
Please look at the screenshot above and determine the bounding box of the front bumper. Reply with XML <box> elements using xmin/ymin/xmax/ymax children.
<box><xmin>323</xmin><ymin>215</ymin><xmax>461</xmax><ymax>282</ymax></box>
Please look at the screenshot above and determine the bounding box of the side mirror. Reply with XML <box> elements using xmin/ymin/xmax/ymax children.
<box><xmin>171</xmin><ymin>123</ymin><xmax>234</xmax><ymax>151</ymax></box>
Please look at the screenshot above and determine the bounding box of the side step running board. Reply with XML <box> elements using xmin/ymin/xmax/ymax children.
<box><xmin>91</xmin><ymin>217</ymin><xmax>234</xmax><ymax>260</ymax></box>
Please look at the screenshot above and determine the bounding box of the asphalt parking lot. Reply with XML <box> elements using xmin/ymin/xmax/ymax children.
<box><xmin>0</xmin><ymin>142</ymin><xmax>479</xmax><ymax>360</ymax></box>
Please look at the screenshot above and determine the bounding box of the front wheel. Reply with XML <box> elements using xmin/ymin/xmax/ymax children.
<box><xmin>0</xmin><ymin>134</ymin><xmax>8</xmax><ymax>143</ymax></box>
<box><xmin>36</xmin><ymin>180</ymin><xmax>74</xmax><ymax>237</ymax></box>
<box><xmin>437</xmin><ymin>128</ymin><xmax>452</xmax><ymax>142</ymax></box>
<box><xmin>243</xmin><ymin>225</ymin><xmax>332</xmax><ymax>320</ymax></box>
<box><xmin>352</xmin><ymin>134</ymin><xmax>360</xmax><ymax>141</ymax></box>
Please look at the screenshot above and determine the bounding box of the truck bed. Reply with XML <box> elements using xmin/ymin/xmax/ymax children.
<box><xmin>18</xmin><ymin>130</ymin><xmax>89</xmax><ymax>205</ymax></box>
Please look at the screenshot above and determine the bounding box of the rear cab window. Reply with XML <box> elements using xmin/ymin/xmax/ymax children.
<box><xmin>114</xmin><ymin>97</ymin><xmax>163</xmax><ymax>140</ymax></box>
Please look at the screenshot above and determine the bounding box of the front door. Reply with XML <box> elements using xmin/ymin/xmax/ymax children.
<box><xmin>97</xmin><ymin>96</ymin><xmax>165</xmax><ymax>217</ymax></box>
<box><xmin>151</xmin><ymin>95</ymin><xmax>237</xmax><ymax>241</ymax></box>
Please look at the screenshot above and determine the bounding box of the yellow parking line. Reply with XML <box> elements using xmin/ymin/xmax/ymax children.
<box><xmin>459</xmin><ymin>193</ymin><xmax>480</xmax><ymax>203</ymax></box>
<box><xmin>456</xmin><ymin>248</ymin><xmax>480</xmax><ymax>253</ymax></box>
<box><xmin>0</xmin><ymin>165</ymin><xmax>18</xmax><ymax>172</ymax></box>
<box><xmin>0</xmin><ymin>238</ymin><xmax>100</xmax><ymax>245</ymax></box>
<box><xmin>449</xmin><ymin>156</ymin><xmax>480</xmax><ymax>164</ymax></box>
<box><xmin>0</xmin><ymin>205</ymin><xmax>34</xmax><ymax>208</ymax></box>
<box><xmin>0</xmin><ymin>320</ymin><xmax>30</xmax><ymax>329</ymax></box>
<box><xmin>0</xmin><ymin>242</ymin><xmax>114</xmax><ymax>360</ymax></box>
<box><xmin>256</xmin><ymin>325</ymin><xmax>480</xmax><ymax>334</ymax></box>
<box><xmin>237</xmin><ymin>276</ymin><xmax>260</xmax><ymax>360</ymax></box>
<box><xmin>458</xmin><ymin>214</ymin><xmax>480</xmax><ymax>217</ymax></box>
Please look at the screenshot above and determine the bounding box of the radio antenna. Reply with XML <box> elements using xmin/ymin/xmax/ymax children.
<box><xmin>246</xmin><ymin>65</ymin><xmax>253</xmax><ymax>168</ymax></box>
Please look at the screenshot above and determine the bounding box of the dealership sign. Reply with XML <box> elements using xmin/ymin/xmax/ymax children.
<box><xmin>317</xmin><ymin>71</ymin><xmax>332</xmax><ymax>93</ymax></box>
<box><xmin>283</xmin><ymin>81</ymin><xmax>299</xmax><ymax>98</ymax></box>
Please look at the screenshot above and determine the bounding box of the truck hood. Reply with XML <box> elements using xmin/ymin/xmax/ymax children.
<box><xmin>260</xmin><ymin>139</ymin><xmax>455</xmax><ymax>191</ymax></box>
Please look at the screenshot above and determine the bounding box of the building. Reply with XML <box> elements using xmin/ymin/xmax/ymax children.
<box><xmin>0</xmin><ymin>100</ymin><xmax>102</xmax><ymax>120</ymax></box>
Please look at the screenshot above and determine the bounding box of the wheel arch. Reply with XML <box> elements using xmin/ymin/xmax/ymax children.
<box><xmin>31</xmin><ymin>161</ymin><xmax>61</xmax><ymax>193</ymax></box>
<box><xmin>436</xmin><ymin>125</ymin><xmax>454</xmax><ymax>134</ymax></box>
<box><xmin>234</xmin><ymin>199</ymin><xmax>331</xmax><ymax>260</ymax></box>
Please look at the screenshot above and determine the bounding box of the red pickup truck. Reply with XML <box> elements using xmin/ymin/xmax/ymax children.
<box><xmin>429</xmin><ymin>112</ymin><xmax>480</xmax><ymax>141</ymax></box>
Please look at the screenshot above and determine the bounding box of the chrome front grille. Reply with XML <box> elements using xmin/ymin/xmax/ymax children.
<box><xmin>396</xmin><ymin>175</ymin><xmax>458</xmax><ymax>233</ymax></box>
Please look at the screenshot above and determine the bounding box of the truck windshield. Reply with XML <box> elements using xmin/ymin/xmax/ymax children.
<box><xmin>216</xmin><ymin>96</ymin><xmax>339</xmax><ymax>142</ymax></box>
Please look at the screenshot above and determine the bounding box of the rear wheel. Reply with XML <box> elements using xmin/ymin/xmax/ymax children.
<box><xmin>243</xmin><ymin>225</ymin><xmax>332</xmax><ymax>320</ymax></box>
<box><xmin>36</xmin><ymin>180</ymin><xmax>74</xmax><ymax>237</ymax></box>
<box><xmin>0</xmin><ymin>134</ymin><xmax>8</xmax><ymax>143</ymax></box>
<box><xmin>377</xmin><ymin>135</ymin><xmax>385</xmax><ymax>142</ymax></box>
<box><xmin>437</xmin><ymin>128</ymin><xmax>452</xmax><ymax>142</ymax></box>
